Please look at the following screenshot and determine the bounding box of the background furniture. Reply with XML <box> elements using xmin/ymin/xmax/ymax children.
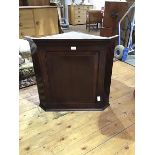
<box><xmin>19</xmin><ymin>6</ymin><xmax>60</xmax><ymax>38</ymax></box>
<box><xmin>28</xmin><ymin>32</ymin><xmax>117</xmax><ymax>111</ymax></box>
<box><xmin>27</xmin><ymin>0</ymin><xmax>50</xmax><ymax>5</ymax></box>
<box><xmin>19</xmin><ymin>0</ymin><xmax>28</xmax><ymax>6</ymax></box>
<box><xmin>100</xmin><ymin>1</ymin><xmax>128</xmax><ymax>37</ymax></box>
<box><xmin>68</xmin><ymin>4</ymin><xmax>93</xmax><ymax>25</ymax></box>
<box><xmin>86</xmin><ymin>10</ymin><xmax>103</xmax><ymax>31</ymax></box>
<box><xmin>19</xmin><ymin>0</ymin><xmax>50</xmax><ymax>6</ymax></box>
<box><xmin>50</xmin><ymin>2</ymin><xmax>64</xmax><ymax>20</ymax></box>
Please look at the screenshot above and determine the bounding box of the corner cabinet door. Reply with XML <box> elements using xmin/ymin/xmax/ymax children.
<box><xmin>33</xmin><ymin>8</ymin><xmax>59</xmax><ymax>36</ymax></box>
<box><xmin>32</xmin><ymin>40</ymin><xmax>112</xmax><ymax>111</ymax></box>
<box><xmin>46</xmin><ymin>51</ymin><xmax>99</xmax><ymax>109</ymax></box>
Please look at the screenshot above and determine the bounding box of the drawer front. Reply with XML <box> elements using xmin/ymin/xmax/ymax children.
<box><xmin>74</xmin><ymin>13</ymin><xmax>86</xmax><ymax>19</ymax></box>
<box><xmin>75</xmin><ymin>19</ymin><xmax>85</xmax><ymax>24</ymax></box>
<box><xmin>75</xmin><ymin>10</ymin><xmax>81</xmax><ymax>14</ymax></box>
<box><xmin>19</xmin><ymin>28</ymin><xmax>35</xmax><ymax>38</ymax></box>
<box><xmin>74</xmin><ymin>10</ymin><xmax>86</xmax><ymax>15</ymax></box>
<box><xmin>74</xmin><ymin>6</ymin><xmax>84</xmax><ymax>11</ymax></box>
<box><xmin>19</xmin><ymin>19</ymin><xmax>35</xmax><ymax>29</ymax></box>
<box><xmin>84</xmin><ymin>5</ymin><xmax>93</xmax><ymax>10</ymax></box>
<box><xmin>19</xmin><ymin>9</ymin><xmax>34</xmax><ymax>20</ymax></box>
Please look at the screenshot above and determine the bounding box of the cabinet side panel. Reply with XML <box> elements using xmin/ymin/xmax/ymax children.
<box><xmin>103</xmin><ymin>41</ymin><xmax>115</xmax><ymax>103</ymax></box>
<box><xmin>31</xmin><ymin>50</ymin><xmax>47</xmax><ymax>108</ymax></box>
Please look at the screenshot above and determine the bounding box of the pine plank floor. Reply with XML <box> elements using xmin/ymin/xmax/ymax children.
<box><xmin>19</xmin><ymin>61</ymin><xmax>135</xmax><ymax>155</ymax></box>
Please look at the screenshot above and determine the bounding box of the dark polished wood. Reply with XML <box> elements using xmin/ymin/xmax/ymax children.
<box><xmin>100</xmin><ymin>27</ymin><xmax>113</xmax><ymax>37</ymax></box>
<box><xmin>29</xmin><ymin>33</ymin><xmax>117</xmax><ymax>111</ymax></box>
<box><xmin>100</xmin><ymin>1</ymin><xmax>128</xmax><ymax>37</ymax></box>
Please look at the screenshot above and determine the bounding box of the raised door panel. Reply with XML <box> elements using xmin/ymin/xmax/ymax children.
<box><xmin>45</xmin><ymin>51</ymin><xmax>99</xmax><ymax>109</ymax></box>
<box><xmin>33</xmin><ymin>8</ymin><xmax>59</xmax><ymax>36</ymax></box>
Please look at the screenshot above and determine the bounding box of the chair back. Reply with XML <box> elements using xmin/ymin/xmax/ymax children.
<box><xmin>86</xmin><ymin>10</ymin><xmax>102</xmax><ymax>24</ymax></box>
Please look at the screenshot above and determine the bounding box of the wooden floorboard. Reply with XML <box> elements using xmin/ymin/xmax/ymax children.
<box><xmin>19</xmin><ymin>61</ymin><xmax>135</xmax><ymax>155</ymax></box>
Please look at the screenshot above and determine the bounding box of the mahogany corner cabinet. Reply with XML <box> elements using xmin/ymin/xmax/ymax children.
<box><xmin>28</xmin><ymin>32</ymin><xmax>117</xmax><ymax>111</ymax></box>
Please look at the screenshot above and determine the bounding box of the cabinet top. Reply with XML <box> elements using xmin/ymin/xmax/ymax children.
<box><xmin>28</xmin><ymin>31</ymin><xmax>118</xmax><ymax>40</ymax></box>
<box><xmin>19</xmin><ymin>6</ymin><xmax>57</xmax><ymax>9</ymax></box>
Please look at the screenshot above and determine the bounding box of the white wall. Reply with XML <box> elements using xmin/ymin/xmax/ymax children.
<box><xmin>89</xmin><ymin>0</ymin><xmax>127</xmax><ymax>9</ymax></box>
<box><xmin>90</xmin><ymin>0</ymin><xmax>126</xmax><ymax>9</ymax></box>
<box><xmin>89</xmin><ymin>0</ymin><xmax>105</xmax><ymax>9</ymax></box>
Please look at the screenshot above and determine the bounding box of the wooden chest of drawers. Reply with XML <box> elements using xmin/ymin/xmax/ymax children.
<box><xmin>68</xmin><ymin>5</ymin><xmax>93</xmax><ymax>25</ymax></box>
<box><xmin>19</xmin><ymin>6</ymin><xmax>59</xmax><ymax>38</ymax></box>
<box><xmin>28</xmin><ymin>32</ymin><xmax>117</xmax><ymax>111</ymax></box>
